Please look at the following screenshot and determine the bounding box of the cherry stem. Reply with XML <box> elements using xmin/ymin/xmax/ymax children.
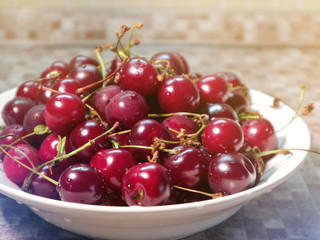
<box><xmin>94</xmin><ymin>48</ymin><xmax>106</xmax><ymax>80</ymax></box>
<box><xmin>276</xmin><ymin>85</ymin><xmax>306</xmax><ymax>132</ymax></box>
<box><xmin>52</xmin><ymin>122</ymin><xmax>120</xmax><ymax>162</ymax></box>
<box><xmin>76</xmin><ymin>57</ymin><xmax>129</xmax><ymax>95</ymax></box>
<box><xmin>0</xmin><ymin>145</ymin><xmax>58</xmax><ymax>186</ymax></box>
<box><xmin>149</xmin><ymin>112</ymin><xmax>208</xmax><ymax>122</ymax></box>
<box><xmin>119</xmin><ymin>144</ymin><xmax>179</xmax><ymax>154</ymax></box>
<box><xmin>107</xmin><ymin>129</ymin><xmax>131</xmax><ymax>138</ymax></box>
<box><xmin>256</xmin><ymin>148</ymin><xmax>320</xmax><ymax>158</ymax></box>
<box><xmin>38</xmin><ymin>85</ymin><xmax>60</xmax><ymax>94</ymax></box>
<box><xmin>174</xmin><ymin>185</ymin><xmax>224</xmax><ymax>199</ymax></box>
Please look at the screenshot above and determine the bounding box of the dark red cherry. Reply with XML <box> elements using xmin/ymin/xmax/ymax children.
<box><xmin>121</xmin><ymin>162</ymin><xmax>171</xmax><ymax>206</ymax></box>
<box><xmin>130</xmin><ymin>118</ymin><xmax>173</xmax><ymax>162</ymax></box>
<box><xmin>119</xmin><ymin>57</ymin><xmax>159</xmax><ymax>97</ymax></box>
<box><xmin>225</xmin><ymin>92</ymin><xmax>250</xmax><ymax>114</ymax></box>
<box><xmin>162</xmin><ymin>145</ymin><xmax>209</xmax><ymax>189</ymax></box>
<box><xmin>91</xmin><ymin>85</ymin><xmax>121</xmax><ymax>121</ymax></box>
<box><xmin>204</xmin><ymin>103</ymin><xmax>239</xmax><ymax>121</ymax></box>
<box><xmin>105</xmin><ymin>90</ymin><xmax>149</xmax><ymax>129</ymax></box>
<box><xmin>157</xmin><ymin>75</ymin><xmax>200</xmax><ymax>113</ymax></box>
<box><xmin>57</xmin><ymin>163</ymin><xmax>106</xmax><ymax>204</ymax></box>
<box><xmin>161</xmin><ymin>115</ymin><xmax>198</xmax><ymax>141</ymax></box>
<box><xmin>3</xmin><ymin>143</ymin><xmax>40</xmax><ymax>186</ymax></box>
<box><xmin>242</xmin><ymin>118</ymin><xmax>278</xmax><ymax>158</ymax></box>
<box><xmin>172</xmin><ymin>52</ymin><xmax>189</xmax><ymax>74</ymax></box>
<box><xmin>37</xmin><ymin>79</ymin><xmax>58</xmax><ymax>104</ymax></box>
<box><xmin>69</xmin><ymin>120</ymin><xmax>109</xmax><ymax>163</ymax></box>
<box><xmin>196</xmin><ymin>74</ymin><xmax>230</xmax><ymax>105</ymax></box>
<box><xmin>69</xmin><ymin>64</ymin><xmax>102</xmax><ymax>92</ymax></box>
<box><xmin>0</xmin><ymin>124</ymin><xmax>28</xmax><ymax>159</ymax></box>
<box><xmin>2</xmin><ymin>97</ymin><xmax>36</xmax><ymax>126</ymax></box>
<box><xmin>38</xmin><ymin>133</ymin><xmax>79</xmax><ymax>168</ymax></box>
<box><xmin>24</xmin><ymin>164</ymin><xmax>67</xmax><ymax>200</ymax></box>
<box><xmin>16</xmin><ymin>81</ymin><xmax>41</xmax><ymax>101</ymax></box>
<box><xmin>40</xmin><ymin>61</ymin><xmax>69</xmax><ymax>79</ymax></box>
<box><xmin>53</xmin><ymin>78</ymin><xmax>82</xmax><ymax>96</ymax></box>
<box><xmin>151</xmin><ymin>52</ymin><xmax>185</xmax><ymax>75</ymax></box>
<box><xmin>23</xmin><ymin>104</ymin><xmax>48</xmax><ymax>147</ymax></box>
<box><xmin>44</xmin><ymin>93</ymin><xmax>86</xmax><ymax>136</ymax></box>
<box><xmin>201</xmin><ymin>118</ymin><xmax>244</xmax><ymax>155</ymax></box>
<box><xmin>208</xmin><ymin>152</ymin><xmax>256</xmax><ymax>195</ymax></box>
<box><xmin>69</xmin><ymin>55</ymin><xmax>99</xmax><ymax>69</ymax></box>
<box><xmin>215</xmin><ymin>71</ymin><xmax>246</xmax><ymax>92</ymax></box>
<box><xmin>90</xmin><ymin>148</ymin><xmax>136</xmax><ymax>194</ymax></box>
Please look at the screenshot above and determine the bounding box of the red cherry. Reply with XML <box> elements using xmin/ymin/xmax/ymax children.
<box><xmin>162</xmin><ymin>145</ymin><xmax>209</xmax><ymax>189</ymax></box>
<box><xmin>208</xmin><ymin>152</ymin><xmax>256</xmax><ymax>195</ymax></box>
<box><xmin>105</xmin><ymin>90</ymin><xmax>149</xmax><ymax>129</ymax></box>
<box><xmin>242</xmin><ymin>118</ymin><xmax>278</xmax><ymax>159</ymax></box>
<box><xmin>2</xmin><ymin>97</ymin><xmax>36</xmax><ymax>126</ymax></box>
<box><xmin>57</xmin><ymin>163</ymin><xmax>106</xmax><ymax>204</ymax></box>
<box><xmin>157</xmin><ymin>75</ymin><xmax>200</xmax><ymax>113</ymax></box>
<box><xmin>196</xmin><ymin>74</ymin><xmax>230</xmax><ymax>105</ymax></box>
<box><xmin>121</xmin><ymin>162</ymin><xmax>171</xmax><ymax>206</ymax></box>
<box><xmin>119</xmin><ymin>57</ymin><xmax>160</xmax><ymax>97</ymax></box>
<box><xmin>40</xmin><ymin>61</ymin><xmax>69</xmax><ymax>79</ymax></box>
<box><xmin>44</xmin><ymin>93</ymin><xmax>86</xmax><ymax>136</ymax></box>
<box><xmin>69</xmin><ymin>55</ymin><xmax>99</xmax><ymax>69</ymax></box>
<box><xmin>90</xmin><ymin>148</ymin><xmax>136</xmax><ymax>194</ymax></box>
<box><xmin>201</xmin><ymin>118</ymin><xmax>244</xmax><ymax>155</ymax></box>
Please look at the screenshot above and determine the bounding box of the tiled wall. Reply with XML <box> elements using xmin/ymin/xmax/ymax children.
<box><xmin>1</xmin><ymin>0</ymin><xmax>320</xmax><ymax>46</ymax></box>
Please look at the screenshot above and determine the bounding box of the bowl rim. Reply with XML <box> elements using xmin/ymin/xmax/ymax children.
<box><xmin>0</xmin><ymin>88</ymin><xmax>311</xmax><ymax>214</ymax></box>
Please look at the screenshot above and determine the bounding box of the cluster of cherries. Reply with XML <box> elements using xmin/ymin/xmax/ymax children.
<box><xmin>0</xmin><ymin>25</ymin><xmax>279</xmax><ymax>206</ymax></box>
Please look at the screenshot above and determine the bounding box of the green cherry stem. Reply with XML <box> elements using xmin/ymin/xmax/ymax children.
<box><xmin>174</xmin><ymin>185</ymin><xmax>225</xmax><ymax>199</ymax></box>
<box><xmin>52</xmin><ymin>121</ymin><xmax>120</xmax><ymax>162</ymax></box>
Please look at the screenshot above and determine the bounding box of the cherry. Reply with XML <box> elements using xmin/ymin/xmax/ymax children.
<box><xmin>40</xmin><ymin>61</ymin><xmax>69</xmax><ymax>79</ymax></box>
<box><xmin>37</xmin><ymin>79</ymin><xmax>58</xmax><ymax>104</ymax></box>
<box><xmin>203</xmin><ymin>103</ymin><xmax>239</xmax><ymax>121</ymax></box>
<box><xmin>23</xmin><ymin>164</ymin><xmax>66</xmax><ymax>200</ymax></box>
<box><xmin>201</xmin><ymin>118</ymin><xmax>244</xmax><ymax>155</ymax></box>
<box><xmin>119</xmin><ymin>57</ymin><xmax>159</xmax><ymax>97</ymax></box>
<box><xmin>162</xmin><ymin>145</ymin><xmax>209</xmax><ymax>189</ymax></box>
<box><xmin>69</xmin><ymin>120</ymin><xmax>110</xmax><ymax>163</ymax></box>
<box><xmin>16</xmin><ymin>80</ymin><xmax>41</xmax><ymax>101</ymax></box>
<box><xmin>108</xmin><ymin>132</ymin><xmax>130</xmax><ymax>148</ymax></box>
<box><xmin>3</xmin><ymin>143</ymin><xmax>40</xmax><ymax>186</ymax></box>
<box><xmin>91</xmin><ymin>85</ymin><xmax>121</xmax><ymax>121</ymax></box>
<box><xmin>0</xmin><ymin>124</ymin><xmax>28</xmax><ymax>159</ymax></box>
<box><xmin>173</xmin><ymin>52</ymin><xmax>189</xmax><ymax>74</ymax></box>
<box><xmin>68</xmin><ymin>64</ymin><xmax>102</xmax><ymax>92</ymax></box>
<box><xmin>69</xmin><ymin>55</ymin><xmax>99</xmax><ymax>69</ymax></box>
<box><xmin>102</xmin><ymin>194</ymin><xmax>128</xmax><ymax>206</ymax></box>
<box><xmin>215</xmin><ymin>71</ymin><xmax>246</xmax><ymax>91</ymax></box>
<box><xmin>151</xmin><ymin>52</ymin><xmax>185</xmax><ymax>75</ymax></box>
<box><xmin>57</xmin><ymin>163</ymin><xmax>106</xmax><ymax>204</ymax></box>
<box><xmin>44</xmin><ymin>93</ymin><xmax>86</xmax><ymax>136</ymax></box>
<box><xmin>104</xmin><ymin>90</ymin><xmax>149</xmax><ymax>129</ymax></box>
<box><xmin>242</xmin><ymin>118</ymin><xmax>278</xmax><ymax>158</ymax></box>
<box><xmin>225</xmin><ymin>91</ymin><xmax>250</xmax><ymax>114</ymax></box>
<box><xmin>53</xmin><ymin>78</ymin><xmax>82</xmax><ymax>96</ymax></box>
<box><xmin>196</xmin><ymin>74</ymin><xmax>230</xmax><ymax>106</ymax></box>
<box><xmin>90</xmin><ymin>148</ymin><xmax>136</xmax><ymax>194</ymax></box>
<box><xmin>208</xmin><ymin>152</ymin><xmax>256</xmax><ymax>195</ymax></box>
<box><xmin>129</xmin><ymin>118</ymin><xmax>173</xmax><ymax>161</ymax></box>
<box><xmin>157</xmin><ymin>75</ymin><xmax>200</xmax><ymax>113</ymax></box>
<box><xmin>121</xmin><ymin>162</ymin><xmax>171</xmax><ymax>206</ymax></box>
<box><xmin>2</xmin><ymin>97</ymin><xmax>36</xmax><ymax>126</ymax></box>
<box><xmin>38</xmin><ymin>133</ymin><xmax>79</xmax><ymax>168</ymax></box>
<box><xmin>161</xmin><ymin>115</ymin><xmax>198</xmax><ymax>141</ymax></box>
<box><xmin>23</xmin><ymin>104</ymin><xmax>48</xmax><ymax>147</ymax></box>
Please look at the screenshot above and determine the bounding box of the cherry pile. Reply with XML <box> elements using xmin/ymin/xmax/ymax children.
<box><xmin>0</xmin><ymin>24</ymin><xmax>289</xmax><ymax>207</ymax></box>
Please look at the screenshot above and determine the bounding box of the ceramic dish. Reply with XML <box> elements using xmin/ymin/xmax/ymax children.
<box><xmin>0</xmin><ymin>88</ymin><xmax>310</xmax><ymax>240</ymax></box>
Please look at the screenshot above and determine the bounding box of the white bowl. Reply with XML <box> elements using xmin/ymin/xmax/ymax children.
<box><xmin>0</xmin><ymin>88</ymin><xmax>310</xmax><ymax>240</ymax></box>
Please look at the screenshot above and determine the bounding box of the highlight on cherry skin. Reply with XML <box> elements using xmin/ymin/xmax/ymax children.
<box><xmin>0</xmin><ymin>23</ymin><xmax>315</xmax><ymax>207</ymax></box>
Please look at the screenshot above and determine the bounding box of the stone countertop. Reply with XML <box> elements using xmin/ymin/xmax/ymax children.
<box><xmin>0</xmin><ymin>45</ymin><xmax>319</xmax><ymax>240</ymax></box>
